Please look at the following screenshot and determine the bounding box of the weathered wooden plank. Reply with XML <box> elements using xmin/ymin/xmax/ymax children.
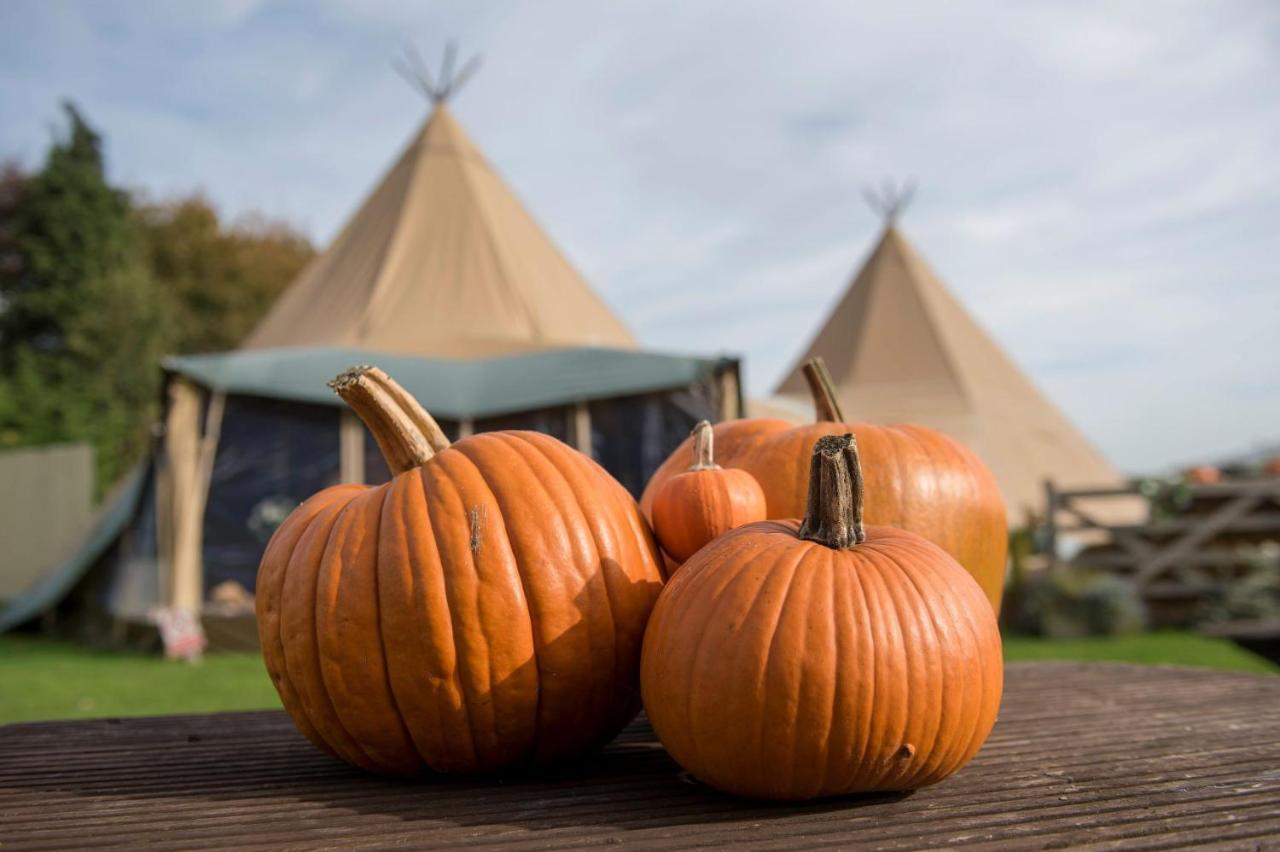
<box><xmin>1</xmin><ymin>663</ymin><xmax>1277</xmax><ymax>850</ymax></box>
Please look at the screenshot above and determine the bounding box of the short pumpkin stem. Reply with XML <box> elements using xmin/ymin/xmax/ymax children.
<box><xmin>799</xmin><ymin>434</ymin><xmax>865</xmax><ymax>549</ymax></box>
<box><xmin>329</xmin><ymin>365</ymin><xmax>451</xmax><ymax>475</ymax></box>
<box><xmin>801</xmin><ymin>357</ymin><xmax>845</xmax><ymax>422</ymax></box>
<box><xmin>688</xmin><ymin>421</ymin><xmax>720</xmax><ymax>471</ymax></box>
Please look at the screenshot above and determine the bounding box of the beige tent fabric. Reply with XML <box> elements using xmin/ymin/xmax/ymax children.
<box><xmin>242</xmin><ymin>107</ymin><xmax>636</xmax><ymax>356</ymax></box>
<box><xmin>776</xmin><ymin>225</ymin><xmax>1134</xmax><ymax>523</ymax></box>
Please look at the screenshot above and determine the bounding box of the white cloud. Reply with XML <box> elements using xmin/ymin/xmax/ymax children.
<box><xmin>1</xmin><ymin>0</ymin><xmax>1277</xmax><ymax>472</ymax></box>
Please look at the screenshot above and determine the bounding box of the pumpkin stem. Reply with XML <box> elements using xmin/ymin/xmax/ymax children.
<box><xmin>799</xmin><ymin>434</ymin><xmax>865</xmax><ymax>549</ymax></box>
<box><xmin>688</xmin><ymin>420</ymin><xmax>720</xmax><ymax>471</ymax></box>
<box><xmin>329</xmin><ymin>365</ymin><xmax>451</xmax><ymax>475</ymax></box>
<box><xmin>801</xmin><ymin>357</ymin><xmax>845</xmax><ymax>422</ymax></box>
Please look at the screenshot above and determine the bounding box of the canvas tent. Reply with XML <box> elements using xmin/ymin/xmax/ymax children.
<box><xmin>774</xmin><ymin>222</ymin><xmax>1129</xmax><ymax>523</ymax></box>
<box><xmin>242</xmin><ymin>105</ymin><xmax>636</xmax><ymax>358</ymax></box>
<box><xmin>1</xmin><ymin>90</ymin><xmax>740</xmax><ymax>639</ymax></box>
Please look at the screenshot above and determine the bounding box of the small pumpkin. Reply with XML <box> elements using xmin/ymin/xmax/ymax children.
<box><xmin>641</xmin><ymin>358</ymin><xmax>1008</xmax><ymax>613</ymax></box>
<box><xmin>641</xmin><ymin>434</ymin><xmax>1003</xmax><ymax>801</ymax></box>
<box><xmin>650</xmin><ymin>420</ymin><xmax>767</xmax><ymax>567</ymax></box>
<box><xmin>256</xmin><ymin>366</ymin><xmax>664</xmax><ymax>775</ymax></box>
<box><xmin>1183</xmin><ymin>465</ymin><xmax>1222</xmax><ymax>485</ymax></box>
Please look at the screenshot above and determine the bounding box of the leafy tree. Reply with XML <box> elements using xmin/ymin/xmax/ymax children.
<box><xmin>0</xmin><ymin>105</ymin><xmax>314</xmax><ymax>495</ymax></box>
<box><xmin>0</xmin><ymin>103</ymin><xmax>166</xmax><ymax>494</ymax></box>
<box><xmin>137</xmin><ymin>196</ymin><xmax>313</xmax><ymax>354</ymax></box>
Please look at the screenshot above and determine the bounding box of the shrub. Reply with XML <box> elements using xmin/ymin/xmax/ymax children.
<box><xmin>1017</xmin><ymin>565</ymin><xmax>1148</xmax><ymax>638</ymax></box>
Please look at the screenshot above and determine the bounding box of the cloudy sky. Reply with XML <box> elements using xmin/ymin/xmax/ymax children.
<box><xmin>1</xmin><ymin>1</ymin><xmax>1277</xmax><ymax>473</ymax></box>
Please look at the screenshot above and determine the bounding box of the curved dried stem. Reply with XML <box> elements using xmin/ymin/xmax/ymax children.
<box><xmin>801</xmin><ymin>357</ymin><xmax>846</xmax><ymax>422</ymax></box>
<box><xmin>329</xmin><ymin>365</ymin><xmax>450</xmax><ymax>475</ymax></box>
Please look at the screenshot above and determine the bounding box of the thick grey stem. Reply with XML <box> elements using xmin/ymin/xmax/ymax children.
<box><xmin>798</xmin><ymin>434</ymin><xmax>866</xmax><ymax>549</ymax></box>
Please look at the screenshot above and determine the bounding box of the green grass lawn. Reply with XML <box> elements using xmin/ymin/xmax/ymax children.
<box><xmin>1</xmin><ymin>630</ymin><xmax>1274</xmax><ymax>725</ymax></box>
<box><xmin>1002</xmin><ymin>630</ymin><xmax>1277</xmax><ymax>675</ymax></box>
<box><xmin>0</xmin><ymin>634</ymin><xmax>281</xmax><ymax>724</ymax></box>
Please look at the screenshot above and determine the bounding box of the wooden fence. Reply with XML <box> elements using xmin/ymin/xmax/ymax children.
<box><xmin>1044</xmin><ymin>479</ymin><xmax>1280</xmax><ymax>606</ymax></box>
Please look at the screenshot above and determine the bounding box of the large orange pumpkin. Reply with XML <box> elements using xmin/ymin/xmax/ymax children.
<box><xmin>641</xmin><ymin>358</ymin><xmax>1008</xmax><ymax>612</ymax></box>
<box><xmin>256</xmin><ymin>366</ymin><xmax>664</xmax><ymax>775</ymax></box>
<box><xmin>650</xmin><ymin>420</ymin><xmax>766</xmax><ymax>567</ymax></box>
<box><xmin>641</xmin><ymin>434</ymin><xmax>1003</xmax><ymax>800</ymax></box>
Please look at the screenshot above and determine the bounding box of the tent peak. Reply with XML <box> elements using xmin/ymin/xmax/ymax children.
<box><xmin>863</xmin><ymin>178</ymin><xmax>916</xmax><ymax>225</ymax></box>
<box><xmin>393</xmin><ymin>40</ymin><xmax>482</xmax><ymax>106</ymax></box>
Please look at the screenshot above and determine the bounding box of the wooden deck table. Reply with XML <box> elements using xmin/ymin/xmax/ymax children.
<box><xmin>2</xmin><ymin>663</ymin><xmax>1278</xmax><ymax>850</ymax></box>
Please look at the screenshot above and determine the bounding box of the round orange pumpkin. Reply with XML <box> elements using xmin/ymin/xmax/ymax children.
<box><xmin>641</xmin><ymin>434</ymin><xmax>1003</xmax><ymax>800</ymax></box>
<box><xmin>650</xmin><ymin>420</ymin><xmax>766</xmax><ymax>567</ymax></box>
<box><xmin>640</xmin><ymin>358</ymin><xmax>1008</xmax><ymax>612</ymax></box>
<box><xmin>256</xmin><ymin>366</ymin><xmax>665</xmax><ymax>775</ymax></box>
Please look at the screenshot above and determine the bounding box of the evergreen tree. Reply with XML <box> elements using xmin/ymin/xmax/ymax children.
<box><xmin>0</xmin><ymin>103</ymin><xmax>166</xmax><ymax>494</ymax></box>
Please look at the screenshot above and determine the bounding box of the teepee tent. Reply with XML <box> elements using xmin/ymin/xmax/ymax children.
<box><xmin>775</xmin><ymin>221</ymin><xmax>1126</xmax><ymax>522</ymax></box>
<box><xmin>0</xmin><ymin>55</ymin><xmax>740</xmax><ymax>644</ymax></box>
<box><xmin>243</xmin><ymin>105</ymin><xmax>636</xmax><ymax>358</ymax></box>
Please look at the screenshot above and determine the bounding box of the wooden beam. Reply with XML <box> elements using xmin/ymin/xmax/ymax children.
<box><xmin>717</xmin><ymin>365</ymin><xmax>741</xmax><ymax>420</ymax></box>
<box><xmin>165</xmin><ymin>380</ymin><xmax>224</xmax><ymax>615</ymax></box>
<box><xmin>1043</xmin><ymin>480</ymin><xmax>1059</xmax><ymax>571</ymax></box>
<box><xmin>339</xmin><ymin>410</ymin><xmax>366</xmax><ymax>484</ymax></box>
<box><xmin>573</xmin><ymin>402</ymin><xmax>592</xmax><ymax>457</ymax></box>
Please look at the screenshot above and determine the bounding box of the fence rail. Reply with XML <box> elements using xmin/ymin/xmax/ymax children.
<box><xmin>1044</xmin><ymin>478</ymin><xmax>1280</xmax><ymax>601</ymax></box>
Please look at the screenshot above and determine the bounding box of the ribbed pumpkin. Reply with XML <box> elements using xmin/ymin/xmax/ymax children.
<box><xmin>641</xmin><ymin>434</ymin><xmax>1003</xmax><ymax>801</ymax></box>
<box><xmin>256</xmin><ymin>366</ymin><xmax>664</xmax><ymax>776</ymax></box>
<box><xmin>640</xmin><ymin>358</ymin><xmax>1008</xmax><ymax>613</ymax></box>
<box><xmin>650</xmin><ymin>421</ymin><xmax>766</xmax><ymax>567</ymax></box>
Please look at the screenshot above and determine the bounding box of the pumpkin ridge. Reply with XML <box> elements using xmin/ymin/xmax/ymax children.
<box><xmin>418</xmin><ymin>458</ymin><xmax>492</xmax><ymax>768</ymax></box>
<box><xmin>458</xmin><ymin>449</ymin><xmax>545</xmax><ymax>768</ymax></box>
<box><xmin>919</xmin><ymin>532</ymin><xmax>999</xmax><ymax>780</ymax></box>
<box><xmin>467</xmin><ymin>435</ymin><xmax>592</xmax><ymax>759</ymax></box>
<box><xmin>863</xmin><ymin>547</ymin><xmax>914</xmax><ymax>791</ymax></box>
<box><xmin>780</xmin><ymin>544</ymin><xmax>830</xmax><ymax>797</ymax></box>
<box><xmin>746</xmin><ymin>541</ymin><xmax>810</xmax><ymax>794</ymax></box>
<box><xmin>449</xmin><ymin>438</ymin><xmax>548</xmax><ymax>762</ymax></box>
<box><xmin>510</xmin><ymin>432</ymin><xmax>626</xmax><ymax>723</ymax></box>
<box><xmin>531</xmin><ymin>432</ymin><xmax>654</xmax><ymax>752</ymax></box>
<box><xmin>913</xmin><ymin>541</ymin><xmax>983</xmax><ymax>784</ymax></box>
<box><xmin>376</xmin><ymin>472</ymin><xmax>455</xmax><ymax>768</ymax></box>
<box><xmin>292</xmin><ymin>493</ymin><xmax>380</xmax><ymax>770</ymax></box>
<box><xmin>368</xmin><ymin>481</ymin><xmax>432</xmax><ymax>769</ymax></box>
<box><xmin>888</xmin><ymin>535</ymin><xmax>992</xmax><ymax>786</ymax></box>
<box><xmin>936</xmin><ymin>548</ymin><xmax>1001</xmax><ymax>777</ymax></box>
<box><xmin>843</xmin><ymin>543</ymin><xmax>877</xmax><ymax>784</ymax></box>
<box><xmin>822</xmin><ymin>554</ymin><xmax>857</xmax><ymax>794</ymax></box>
<box><xmin>316</xmin><ymin>487</ymin><xmax>422</xmax><ymax>773</ymax></box>
<box><xmin>677</xmin><ymin>544</ymin><xmax>767</xmax><ymax>778</ymax></box>
<box><xmin>259</xmin><ymin>489</ymin><xmax>353</xmax><ymax>758</ymax></box>
<box><xmin>728</xmin><ymin>538</ymin><xmax>805</xmax><ymax>786</ymax></box>
<box><xmin>872</xmin><ymin>542</ymin><xmax>945</xmax><ymax>788</ymax></box>
<box><xmin>815</xmin><ymin>553</ymin><xmax>842</xmax><ymax>797</ymax></box>
<box><xmin>360</xmin><ymin>481</ymin><xmax>424</xmax><ymax>767</ymax></box>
